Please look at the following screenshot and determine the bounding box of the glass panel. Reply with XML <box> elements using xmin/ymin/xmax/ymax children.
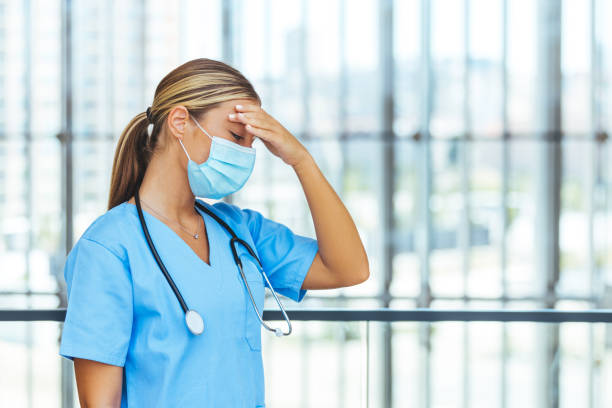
<box><xmin>598</xmin><ymin>143</ymin><xmax>612</xmax><ymax>285</ymax></box>
<box><xmin>468</xmin><ymin>0</ymin><xmax>503</xmax><ymax>137</ymax></box>
<box><xmin>430</xmin><ymin>140</ymin><xmax>463</xmax><ymax>297</ymax></box>
<box><xmin>506</xmin><ymin>141</ymin><xmax>539</xmax><ymax>297</ymax></box>
<box><xmin>559</xmin><ymin>141</ymin><xmax>592</xmax><ymax>297</ymax></box>
<box><xmin>263</xmin><ymin>320</ymin><xmax>369</xmax><ymax>408</ymax></box>
<box><xmin>0</xmin><ymin>138</ymin><xmax>62</xmax><ymax>295</ymax></box>
<box><xmin>344</xmin><ymin>0</ymin><xmax>380</xmax><ymax>135</ymax></box>
<box><xmin>507</xmin><ymin>0</ymin><xmax>538</xmax><ymax>134</ymax></box>
<box><xmin>468</xmin><ymin>141</ymin><xmax>503</xmax><ymax>298</ymax></box>
<box><xmin>0</xmin><ymin>321</ymin><xmax>63</xmax><ymax>407</ymax></box>
<box><xmin>430</xmin><ymin>0</ymin><xmax>466</xmax><ymax>138</ymax></box>
<box><xmin>391</xmin><ymin>140</ymin><xmax>419</xmax><ymax>297</ymax></box>
<box><xmin>596</xmin><ymin>0</ymin><xmax>612</xmax><ymax>131</ymax></box>
<box><xmin>561</xmin><ymin>0</ymin><xmax>592</xmax><ymax>135</ymax></box>
<box><xmin>306</xmin><ymin>0</ymin><xmax>341</xmax><ymax>138</ymax></box>
<box><xmin>393</xmin><ymin>0</ymin><xmax>420</xmax><ymax>138</ymax></box>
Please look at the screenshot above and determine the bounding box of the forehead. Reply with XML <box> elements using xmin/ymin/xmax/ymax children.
<box><xmin>211</xmin><ymin>98</ymin><xmax>260</xmax><ymax>115</ymax></box>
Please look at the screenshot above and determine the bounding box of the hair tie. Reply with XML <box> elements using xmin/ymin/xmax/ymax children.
<box><xmin>146</xmin><ymin>106</ymin><xmax>153</xmax><ymax>123</ymax></box>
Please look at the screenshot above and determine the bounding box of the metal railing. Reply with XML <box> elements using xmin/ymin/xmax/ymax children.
<box><xmin>2</xmin><ymin>308</ymin><xmax>612</xmax><ymax>322</ymax></box>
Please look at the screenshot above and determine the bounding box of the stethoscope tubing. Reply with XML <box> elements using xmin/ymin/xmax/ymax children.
<box><xmin>135</xmin><ymin>189</ymin><xmax>190</xmax><ymax>314</ymax></box>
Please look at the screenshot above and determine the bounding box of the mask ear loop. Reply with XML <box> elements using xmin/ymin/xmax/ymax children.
<box><xmin>178</xmin><ymin>138</ymin><xmax>192</xmax><ymax>161</ymax></box>
<box><xmin>180</xmin><ymin>115</ymin><xmax>215</xmax><ymax>162</ymax></box>
<box><xmin>190</xmin><ymin>116</ymin><xmax>214</xmax><ymax>140</ymax></box>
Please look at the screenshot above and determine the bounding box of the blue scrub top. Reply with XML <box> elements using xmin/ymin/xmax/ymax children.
<box><xmin>59</xmin><ymin>198</ymin><xmax>319</xmax><ymax>407</ymax></box>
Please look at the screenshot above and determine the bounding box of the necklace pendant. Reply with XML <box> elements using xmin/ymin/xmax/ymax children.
<box><xmin>194</xmin><ymin>233</ymin><xmax>199</xmax><ymax>239</ymax></box>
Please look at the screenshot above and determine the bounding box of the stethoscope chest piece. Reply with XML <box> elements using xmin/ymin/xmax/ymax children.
<box><xmin>185</xmin><ymin>309</ymin><xmax>204</xmax><ymax>335</ymax></box>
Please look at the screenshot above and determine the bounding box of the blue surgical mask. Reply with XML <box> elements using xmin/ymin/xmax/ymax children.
<box><xmin>178</xmin><ymin>117</ymin><xmax>256</xmax><ymax>199</ymax></box>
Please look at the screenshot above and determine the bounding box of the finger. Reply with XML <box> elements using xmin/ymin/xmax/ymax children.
<box><xmin>231</xmin><ymin>106</ymin><xmax>279</xmax><ymax>127</ymax></box>
<box><xmin>234</xmin><ymin>103</ymin><xmax>260</xmax><ymax>113</ymax></box>
<box><xmin>245</xmin><ymin>123</ymin><xmax>274</xmax><ymax>141</ymax></box>
<box><xmin>227</xmin><ymin>112</ymin><xmax>243</xmax><ymax>122</ymax></box>
<box><xmin>228</xmin><ymin>112</ymin><xmax>255</xmax><ymax>123</ymax></box>
<box><xmin>230</xmin><ymin>112</ymin><xmax>275</xmax><ymax>132</ymax></box>
<box><xmin>227</xmin><ymin>112</ymin><xmax>254</xmax><ymax>126</ymax></box>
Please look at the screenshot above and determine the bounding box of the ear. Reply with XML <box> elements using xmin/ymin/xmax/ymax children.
<box><xmin>166</xmin><ymin>105</ymin><xmax>189</xmax><ymax>140</ymax></box>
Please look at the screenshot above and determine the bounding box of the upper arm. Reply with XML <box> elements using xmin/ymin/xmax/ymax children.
<box><xmin>240</xmin><ymin>207</ymin><xmax>319</xmax><ymax>302</ymax></box>
<box><xmin>300</xmin><ymin>251</ymin><xmax>350</xmax><ymax>290</ymax></box>
<box><xmin>300</xmin><ymin>251</ymin><xmax>369</xmax><ymax>290</ymax></box>
<box><xmin>74</xmin><ymin>358</ymin><xmax>123</xmax><ymax>407</ymax></box>
<box><xmin>59</xmin><ymin>237</ymin><xmax>133</xmax><ymax>366</ymax></box>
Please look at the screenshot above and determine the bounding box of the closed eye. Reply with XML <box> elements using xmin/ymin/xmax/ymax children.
<box><xmin>230</xmin><ymin>131</ymin><xmax>243</xmax><ymax>141</ymax></box>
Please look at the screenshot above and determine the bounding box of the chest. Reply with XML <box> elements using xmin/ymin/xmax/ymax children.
<box><xmin>172</xmin><ymin>225</ymin><xmax>211</xmax><ymax>266</ymax></box>
<box><xmin>126</xmin><ymin>212</ymin><xmax>265</xmax><ymax>347</ymax></box>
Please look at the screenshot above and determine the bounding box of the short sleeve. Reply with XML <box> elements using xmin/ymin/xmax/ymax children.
<box><xmin>59</xmin><ymin>237</ymin><xmax>133</xmax><ymax>367</ymax></box>
<box><xmin>241</xmin><ymin>208</ymin><xmax>319</xmax><ymax>303</ymax></box>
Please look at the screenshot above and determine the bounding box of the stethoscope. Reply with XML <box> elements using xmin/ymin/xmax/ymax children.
<box><xmin>134</xmin><ymin>189</ymin><xmax>292</xmax><ymax>337</ymax></box>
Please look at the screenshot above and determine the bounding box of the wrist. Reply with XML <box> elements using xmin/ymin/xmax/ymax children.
<box><xmin>291</xmin><ymin>151</ymin><xmax>314</xmax><ymax>172</ymax></box>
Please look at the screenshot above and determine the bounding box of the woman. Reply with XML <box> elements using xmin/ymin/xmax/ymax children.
<box><xmin>59</xmin><ymin>58</ymin><xmax>369</xmax><ymax>407</ymax></box>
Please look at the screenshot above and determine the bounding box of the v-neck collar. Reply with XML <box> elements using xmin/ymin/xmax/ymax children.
<box><xmin>124</xmin><ymin>200</ymin><xmax>216</xmax><ymax>270</ymax></box>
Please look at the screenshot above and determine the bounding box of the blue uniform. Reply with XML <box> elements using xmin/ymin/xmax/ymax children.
<box><xmin>59</xmin><ymin>199</ymin><xmax>319</xmax><ymax>407</ymax></box>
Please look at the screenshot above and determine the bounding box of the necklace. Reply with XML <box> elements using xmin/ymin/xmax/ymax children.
<box><xmin>140</xmin><ymin>198</ymin><xmax>203</xmax><ymax>240</ymax></box>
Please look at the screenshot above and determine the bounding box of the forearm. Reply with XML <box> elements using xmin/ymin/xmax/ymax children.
<box><xmin>292</xmin><ymin>152</ymin><xmax>369</xmax><ymax>281</ymax></box>
<box><xmin>74</xmin><ymin>358</ymin><xmax>123</xmax><ymax>408</ymax></box>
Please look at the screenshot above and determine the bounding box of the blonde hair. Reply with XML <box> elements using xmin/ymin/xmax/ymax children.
<box><xmin>107</xmin><ymin>58</ymin><xmax>261</xmax><ymax>210</ymax></box>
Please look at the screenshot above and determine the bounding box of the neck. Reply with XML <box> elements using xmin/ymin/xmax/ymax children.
<box><xmin>138</xmin><ymin>142</ymin><xmax>196</xmax><ymax>222</ymax></box>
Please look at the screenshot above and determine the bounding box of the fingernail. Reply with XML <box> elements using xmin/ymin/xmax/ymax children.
<box><xmin>228</xmin><ymin>113</ymin><xmax>235</xmax><ymax>119</ymax></box>
<box><xmin>236</xmin><ymin>104</ymin><xmax>243</xmax><ymax>109</ymax></box>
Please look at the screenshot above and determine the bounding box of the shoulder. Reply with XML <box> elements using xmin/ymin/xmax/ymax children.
<box><xmin>196</xmin><ymin>199</ymin><xmax>265</xmax><ymax>235</ymax></box>
<box><xmin>74</xmin><ymin>202</ymin><xmax>133</xmax><ymax>262</ymax></box>
<box><xmin>197</xmin><ymin>199</ymin><xmax>259</xmax><ymax>223</ymax></box>
<box><xmin>200</xmin><ymin>199</ymin><xmax>243</xmax><ymax>221</ymax></box>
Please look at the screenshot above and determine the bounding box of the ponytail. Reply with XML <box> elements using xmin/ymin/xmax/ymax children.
<box><xmin>107</xmin><ymin>112</ymin><xmax>152</xmax><ymax>210</ymax></box>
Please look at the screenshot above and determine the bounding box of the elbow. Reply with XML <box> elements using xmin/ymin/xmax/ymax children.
<box><xmin>79</xmin><ymin>393</ymin><xmax>121</xmax><ymax>408</ymax></box>
<box><xmin>359</xmin><ymin>262</ymin><xmax>370</xmax><ymax>283</ymax></box>
<box><xmin>353</xmin><ymin>254</ymin><xmax>370</xmax><ymax>285</ymax></box>
<box><xmin>329</xmin><ymin>252</ymin><xmax>370</xmax><ymax>288</ymax></box>
<box><xmin>79</xmin><ymin>395</ymin><xmax>121</xmax><ymax>408</ymax></box>
<box><xmin>81</xmin><ymin>402</ymin><xmax>120</xmax><ymax>408</ymax></box>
